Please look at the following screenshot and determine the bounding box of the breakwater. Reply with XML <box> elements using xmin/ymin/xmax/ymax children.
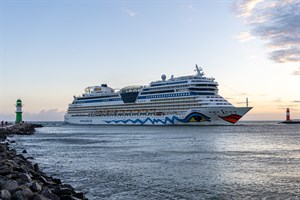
<box><xmin>0</xmin><ymin>123</ymin><xmax>87</xmax><ymax>200</ymax></box>
<box><xmin>0</xmin><ymin>123</ymin><xmax>40</xmax><ymax>137</ymax></box>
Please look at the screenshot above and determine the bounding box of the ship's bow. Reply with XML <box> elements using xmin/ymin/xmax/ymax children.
<box><xmin>218</xmin><ymin>107</ymin><xmax>252</xmax><ymax>124</ymax></box>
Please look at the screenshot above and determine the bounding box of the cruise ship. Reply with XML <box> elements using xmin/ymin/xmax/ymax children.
<box><xmin>64</xmin><ymin>65</ymin><xmax>252</xmax><ymax>125</ymax></box>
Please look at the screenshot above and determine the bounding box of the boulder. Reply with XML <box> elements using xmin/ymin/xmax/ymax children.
<box><xmin>11</xmin><ymin>190</ymin><xmax>28</xmax><ymax>200</ymax></box>
<box><xmin>37</xmin><ymin>175</ymin><xmax>50</xmax><ymax>185</ymax></box>
<box><xmin>52</xmin><ymin>187</ymin><xmax>75</xmax><ymax>196</ymax></box>
<box><xmin>60</xmin><ymin>195</ymin><xmax>80</xmax><ymax>200</ymax></box>
<box><xmin>17</xmin><ymin>185</ymin><xmax>34</xmax><ymax>199</ymax></box>
<box><xmin>0</xmin><ymin>179</ymin><xmax>19</xmax><ymax>191</ymax></box>
<box><xmin>19</xmin><ymin>172</ymin><xmax>32</xmax><ymax>183</ymax></box>
<box><xmin>41</xmin><ymin>187</ymin><xmax>60</xmax><ymax>200</ymax></box>
<box><xmin>30</xmin><ymin>181</ymin><xmax>42</xmax><ymax>192</ymax></box>
<box><xmin>11</xmin><ymin>190</ymin><xmax>25</xmax><ymax>200</ymax></box>
<box><xmin>0</xmin><ymin>189</ymin><xmax>11</xmax><ymax>200</ymax></box>
<box><xmin>74</xmin><ymin>192</ymin><xmax>85</xmax><ymax>199</ymax></box>
<box><xmin>32</xmin><ymin>194</ymin><xmax>50</xmax><ymax>200</ymax></box>
<box><xmin>53</xmin><ymin>178</ymin><xmax>62</xmax><ymax>184</ymax></box>
<box><xmin>61</xmin><ymin>184</ymin><xmax>74</xmax><ymax>190</ymax></box>
<box><xmin>0</xmin><ymin>166</ymin><xmax>13</xmax><ymax>175</ymax></box>
<box><xmin>33</xmin><ymin>163</ymin><xmax>39</xmax><ymax>171</ymax></box>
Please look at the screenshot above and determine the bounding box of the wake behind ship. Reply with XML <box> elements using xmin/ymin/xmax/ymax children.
<box><xmin>64</xmin><ymin>65</ymin><xmax>252</xmax><ymax>125</ymax></box>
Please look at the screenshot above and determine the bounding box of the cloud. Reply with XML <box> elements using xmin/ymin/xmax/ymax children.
<box><xmin>0</xmin><ymin>109</ymin><xmax>64</xmax><ymax>122</ymax></box>
<box><xmin>235</xmin><ymin>0</ymin><xmax>264</xmax><ymax>17</ymax></box>
<box><xmin>23</xmin><ymin>109</ymin><xmax>65</xmax><ymax>121</ymax></box>
<box><xmin>188</xmin><ymin>4</ymin><xmax>197</xmax><ymax>11</ymax></box>
<box><xmin>247</xmin><ymin>55</ymin><xmax>257</xmax><ymax>60</ymax></box>
<box><xmin>234</xmin><ymin>0</ymin><xmax>300</xmax><ymax>63</ymax></box>
<box><xmin>293</xmin><ymin>68</ymin><xmax>300</xmax><ymax>75</ymax></box>
<box><xmin>235</xmin><ymin>101</ymin><xmax>248</xmax><ymax>105</ymax></box>
<box><xmin>232</xmin><ymin>31</ymin><xmax>255</xmax><ymax>42</ymax></box>
<box><xmin>0</xmin><ymin>113</ymin><xmax>15</xmax><ymax>122</ymax></box>
<box><xmin>277</xmin><ymin>104</ymin><xmax>300</xmax><ymax>109</ymax></box>
<box><xmin>273</xmin><ymin>98</ymin><xmax>282</xmax><ymax>103</ymax></box>
<box><xmin>124</xmin><ymin>9</ymin><xmax>136</xmax><ymax>17</ymax></box>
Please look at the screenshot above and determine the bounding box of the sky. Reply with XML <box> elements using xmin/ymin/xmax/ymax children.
<box><xmin>0</xmin><ymin>0</ymin><xmax>299</xmax><ymax>121</ymax></box>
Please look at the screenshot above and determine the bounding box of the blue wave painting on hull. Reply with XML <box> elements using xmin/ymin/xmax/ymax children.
<box><xmin>105</xmin><ymin>112</ymin><xmax>211</xmax><ymax>125</ymax></box>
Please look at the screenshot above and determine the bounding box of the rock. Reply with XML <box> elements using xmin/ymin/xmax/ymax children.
<box><xmin>17</xmin><ymin>185</ymin><xmax>34</xmax><ymax>199</ymax></box>
<box><xmin>13</xmin><ymin>166</ymin><xmax>23</xmax><ymax>172</ymax></box>
<box><xmin>74</xmin><ymin>192</ymin><xmax>85</xmax><ymax>199</ymax></box>
<box><xmin>61</xmin><ymin>184</ymin><xmax>74</xmax><ymax>190</ymax></box>
<box><xmin>53</xmin><ymin>187</ymin><xmax>75</xmax><ymax>196</ymax></box>
<box><xmin>32</xmin><ymin>194</ymin><xmax>50</xmax><ymax>200</ymax></box>
<box><xmin>0</xmin><ymin>166</ymin><xmax>13</xmax><ymax>175</ymax></box>
<box><xmin>37</xmin><ymin>175</ymin><xmax>50</xmax><ymax>185</ymax></box>
<box><xmin>30</xmin><ymin>181</ymin><xmax>42</xmax><ymax>192</ymax></box>
<box><xmin>53</xmin><ymin>178</ymin><xmax>62</xmax><ymax>184</ymax></box>
<box><xmin>41</xmin><ymin>187</ymin><xmax>60</xmax><ymax>200</ymax></box>
<box><xmin>32</xmin><ymin>124</ymin><xmax>43</xmax><ymax>128</ymax></box>
<box><xmin>11</xmin><ymin>190</ymin><xmax>25</xmax><ymax>200</ymax></box>
<box><xmin>0</xmin><ymin>189</ymin><xmax>11</xmax><ymax>200</ymax></box>
<box><xmin>61</xmin><ymin>195</ymin><xmax>79</xmax><ymax>200</ymax></box>
<box><xmin>33</xmin><ymin>163</ymin><xmax>39</xmax><ymax>171</ymax></box>
<box><xmin>11</xmin><ymin>172</ymin><xmax>21</xmax><ymax>179</ymax></box>
<box><xmin>22</xmin><ymin>150</ymin><xmax>27</xmax><ymax>154</ymax></box>
<box><xmin>9</xmin><ymin>185</ymin><xmax>33</xmax><ymax>199</ymax></box>
<box><xmin>0</xmin><ymin>179</ymin><xmax>19</xmax><ymax>191</ymax></box>
<box><xmin>19</xmin><ymin>172</ymin><xmax>32</xmax><ymax>183</ymax></box>
<box><xmin>17</xmin><ymin>154</ymin><xmax>26</xmax><ymax>161</ymax></box>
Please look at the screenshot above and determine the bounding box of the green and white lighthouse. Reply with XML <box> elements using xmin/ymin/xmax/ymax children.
<box><xmin>15</xmin><ymin>99</ymin><xmax>23</xmax><ymax>123</ymax></box>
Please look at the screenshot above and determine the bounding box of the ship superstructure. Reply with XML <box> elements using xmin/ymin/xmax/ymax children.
<box><xmin>64</xmin><ymin>65</ymin><xmax>252</xmax><ymax>125</ymax></box>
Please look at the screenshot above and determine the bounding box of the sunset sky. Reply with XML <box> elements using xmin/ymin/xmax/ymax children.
<box><xmin>1</xmin><ymin>0</ymin><xmax>299</xmax><ymax>121</ymax></box>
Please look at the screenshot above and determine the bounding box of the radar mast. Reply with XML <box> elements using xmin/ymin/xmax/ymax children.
<box><xmin>195</xmin><ymin>64</ymin><xmax>204</xmax><ymax>77</ymax></box>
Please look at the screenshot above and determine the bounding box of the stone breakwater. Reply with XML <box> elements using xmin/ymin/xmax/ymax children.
<box><xmin>0</xmin><ymin>124</ymin><xmax>42</xmax><ymax>137</ymax></box>
<box><xmin>0</xmin><ymin>124</ymin><xmax>87</xmax><ymax>200</ymax></box>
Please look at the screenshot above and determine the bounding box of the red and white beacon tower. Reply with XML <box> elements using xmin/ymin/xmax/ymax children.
<box><xmin>286</xmin><ymin>108</ymin><xmax>291</xmax><ymax>121</ymax></box>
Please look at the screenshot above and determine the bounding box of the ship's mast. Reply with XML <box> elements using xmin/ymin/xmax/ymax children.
<box><xmin>195</xmin><ymin>64</ymin><xmax>204</xmax><ymax>77</ymax></box>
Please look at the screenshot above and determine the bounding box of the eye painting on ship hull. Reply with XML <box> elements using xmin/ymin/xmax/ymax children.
<box><xmin>64</xmin><ymin>65</ymin><xmax>252</xmax><ymax>125</ymax></box>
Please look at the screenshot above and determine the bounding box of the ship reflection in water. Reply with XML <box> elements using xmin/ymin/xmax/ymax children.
<box><xmin>12</xmin><ymin>121</ymin><xmax>300</xmax><ymax>200</ymax></box>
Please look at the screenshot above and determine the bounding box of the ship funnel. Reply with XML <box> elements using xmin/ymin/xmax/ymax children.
<box><xmin>286</xmin><ymin>108</ymin><xmax>290</xmax><ymax>121</ymax></box>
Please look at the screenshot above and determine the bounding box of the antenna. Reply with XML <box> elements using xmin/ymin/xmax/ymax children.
<box><xmin>195</xmin><ymin>64</ymin><xmax>200</xmax><ymax>75</ymax></box>
<box><xmin>195</xmin><ymin>64</ymin><xmax>204</xmax><ymax>77</ymax></box>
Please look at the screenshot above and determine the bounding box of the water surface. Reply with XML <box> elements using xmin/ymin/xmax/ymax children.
<box><xmin>12</xmin><ymin>122</ymin><xmax>300</xmax><ymax>199</ymax></box>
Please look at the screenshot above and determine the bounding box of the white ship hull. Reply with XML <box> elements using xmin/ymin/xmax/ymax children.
<box><xmin>65</xmin><ymin>107</ymin><xmax>252</xmax><ymax>125</ymax></box>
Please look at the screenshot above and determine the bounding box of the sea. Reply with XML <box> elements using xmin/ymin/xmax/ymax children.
<box><xmin>10</xmin><ymin>121</ymin><xmax>300</xmax><ymax>200</ymax></box>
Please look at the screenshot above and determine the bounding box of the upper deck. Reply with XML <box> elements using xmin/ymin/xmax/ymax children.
<box><xmin>73</xmin><ymin>65</ymin><xmax>221</xmax><ymax>104</ymax></box>
<box><xmin>149</xmin><ymin>65</ymin><xmax>217</xmax><ymax>87</ymax></box>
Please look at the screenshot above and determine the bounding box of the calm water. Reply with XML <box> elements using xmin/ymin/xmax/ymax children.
<box><xmin>11</xmin><ymin>122</ymin><xmax>300</xmax><ymax>199</ymax></box>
